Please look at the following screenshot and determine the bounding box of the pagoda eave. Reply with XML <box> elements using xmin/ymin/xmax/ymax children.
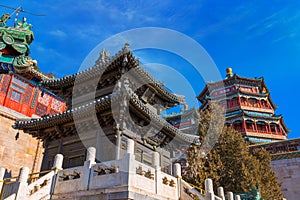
<box><xmin>243</xmin><ymin>131</ymin><xmax>287</xmax><ymax>140</ymax></box>
<box><xmin>225</xmin><ymin>111</ymin><xmax>282</xmax><ymax>121</ymax></box>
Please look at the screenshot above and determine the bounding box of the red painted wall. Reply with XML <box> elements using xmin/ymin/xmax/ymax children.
<box><xmin>0</xmin><ymin>74</ymin><xmax>66</xmax><ymax>117</ymax></box>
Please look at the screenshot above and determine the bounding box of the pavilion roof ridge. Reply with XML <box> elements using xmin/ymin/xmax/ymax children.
<box><xmin>40</xmin><ymin>44</ymin><xmax>130</xmax><ymax>87</ymax></box>
<box><xmin>133</xmin><ymin>64</ymin><xmax>185</xmax><ymax>104</ymax></box>
<box><xmin>40</xmin><ymin>43</ymin><xmax>184</xmax><ymax>104</ymax></box>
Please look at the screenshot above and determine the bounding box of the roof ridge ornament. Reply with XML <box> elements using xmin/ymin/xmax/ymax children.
<box><xmin>98</xmin><ymin>48</ymin><xmax>110</xmax><ymax>64</ymax></box>
<box><xmin>225</xmin><ymin>67</ymin><xmax>233</xmax><ymax>79</ymax></box>
<box><xmin>16</xmin><ymin>17</ymin><xmax>32</xmax><ymax>30</ymax></box>
<box><xmin>122</xmin><ymin>42</ymin><xmax>130</xmax><ymax>53</ymax></box>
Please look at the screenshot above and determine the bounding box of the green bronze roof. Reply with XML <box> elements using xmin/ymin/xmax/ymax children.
<box><xmin>0</xmin><ymin>15</ymin><xmax>54</xmax><ymax>81</ymax></box>
<box><xmin>0</xmin><ymin>17</ymin><xmax>34</xmax><ymax>55</ymax></box>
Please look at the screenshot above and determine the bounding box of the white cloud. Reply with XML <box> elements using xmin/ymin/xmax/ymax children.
<box><xmin>49</xmin><ymin>30</ymin><xmax>67</xmax><ymax>38</ymax></box>
<box><xmin>246</xmin><ymin>7</ymin><xmax>300</xmax><ymax>41</ymax></box>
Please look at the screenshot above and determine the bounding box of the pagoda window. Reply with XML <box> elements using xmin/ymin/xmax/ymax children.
<box><xmin>270</xmin><ymin>123</ymin><xmax>277</xmax><ymax>134</ymax></box>
<box><xmin>233</xmin><ymin>120</ymin><xmax>243</xmax><ymax>132</ymax></box>
<box><xmin>245</xmin><ymin>120</ymin><xmax>255</xmax><ymax>132</ymax></box>
<box><xmin>249</xmin><ymin>98</ymin><xmax>259</xmax><ymax>107</ymax></box>
<box><xmin>256</xmin><ymin>121</ymin><xmax>267</xmax><ymax>133</ymax></box>
<box><xmin>240</xmin><ymin>97</ymin><xmax>247</xmax><ymax>106</ymax></box>
<box><xmin>261</xmin><ymin>99</ymin><xmax>269</xmax><ymax>109</ymax></box>
<box><xmin>231</xmin><ymin>97</ymin><xmax>239</xmax><ymax>107</ymax></box>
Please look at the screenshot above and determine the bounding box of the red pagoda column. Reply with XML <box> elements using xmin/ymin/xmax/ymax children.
<box><xmin>237</xmin><ymin>96</ymin><xmax>241</xmax><ymax>106</ymax></box>
<box><xmin>279</xmin><ymin>125</ymin><xmax>283</xmax><ymax>135</ymax></box>
<box><xmin>259</xmin><ymin>100</ymin><xmax>262</xmax><ymax>108</ymax></box>
<box><xmin>246</xmin><ymin>98</ymin><xmax>249</xmax><ymax>107</ymax></box>
<box><xmin>242</xmin><ymin>119</ymin><xmax>246</xmax><ymax>132</ymax></box>
<box><xmin>268</xmin><ymin>123</ymin><xmax>271</xmax><ymax>134</ymax></box>
<box><xmin>254</xmin><ymin>121</ymin><xmax>258</xmax><ymax>133</ymax></box>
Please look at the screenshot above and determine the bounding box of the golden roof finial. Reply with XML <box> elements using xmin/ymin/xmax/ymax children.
<box><xmin>226</xmin><ymin>68</ymin><xmax>233</xmax><ymax>78</ymax></box>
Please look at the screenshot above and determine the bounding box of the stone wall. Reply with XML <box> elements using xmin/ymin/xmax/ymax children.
<box><xmin>0</xmin><ymin>105</ymin><xmax>44</xmax><ymax>177</ymax></box>
<box><xmin>271</xmin><ymin>157</ymin><xmax>300</xmax><ymax>200</ymax></box>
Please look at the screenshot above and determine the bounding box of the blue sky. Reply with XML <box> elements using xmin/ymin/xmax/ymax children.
<box><xmin>0</xmin><ymin>0</ymin><xmax>299</xmax><ymax>138</ymax></box>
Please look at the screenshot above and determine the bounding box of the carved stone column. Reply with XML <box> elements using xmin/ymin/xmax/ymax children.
<box><xmin>218</xmin><ymin>186</ymin><xmax>225</xmax><ymax>200</ymax></box>
<box><xmin>173</xmin><ymin>163</ymin><xmax>181</xmax><ymax>178</ymax></box>
<box><xmin>205</xmin><ymin>178</ymin><xmax>214</xmax><ymax>200</ymax></box>
<box><xmin>152</xmin><ymin>152</ymin><xmax>160</xmax><ymax>169</ymax></box>
<box><xmin>227</xmin><ymin>192</ymin><xmax>234</xmax><ymax>200</ymax></box>
<box><xmin>115</xmin><ymin>127</ymin><xmax>122</xmax><ymax>160</ymax></box>
<box><xmin>52</xmin><ymin>154</ymin><xmax>63</xmax><ymax>171</ymax></box>
<box><xmin>235</xmin><ymin>195</ymin><xmax>241</xmax><ymax>200</ymax></box>
<box><xmin>86</xmin><ymin>147</ymin><xmax>96</xmax><ymax>162</ymax></box>
<box><xmin>17</xmin><ymin>167</ymin><xmax>29</xmax><ymax>183</ymax></box>
<box><xmin>126</xmin><ymin>138</ymin><xmax>134</xmax><ymax>154</ymax></box>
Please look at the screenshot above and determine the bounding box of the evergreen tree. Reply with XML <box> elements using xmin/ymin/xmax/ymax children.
<box><xmin>183</xmin><ymin>104</ymin><xmax>283</xmax><ymax>199</ymax></box>
<box><xmin>252</xmin><ymin>148</ymin><xmax>283</xmax><ymax>200</ymax></box>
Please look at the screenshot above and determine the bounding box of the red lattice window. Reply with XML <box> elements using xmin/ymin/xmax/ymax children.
<box><xmin>38</xmin><ymin>92</ymin><xmax>51</xmax><ymax>105</ymax></box>
<box><xmin>23</xmin><ymin>86</ymin><xmax>33</xmax><ymax>104</ymax></box>
<box><xmin>51</xmin><ymin>98</ymin><xmax>63</xmax><ymax>112</ymax></box>
<box><xmin>10</xmin><ymin>90</ymin><xmax>21</xmax><ymax>102</ymax></box>
<box><xmin>0</xmin><ymin>75</ymin><xmax>11</xmax><ymax>93</ymax></box>
<box><xmin>35</xmin><ymin>103</ymin><xmax>47</xmax><ymax>116</ymax></box>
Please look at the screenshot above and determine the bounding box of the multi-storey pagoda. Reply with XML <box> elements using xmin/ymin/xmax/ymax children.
<box><xmin>14</xmin><ymin>44</ymin><xmax>200</xmax><ymax>172</ymax></box>
<box><xmin>164</xmin><ymin>105</ymin><xmax>199</xmax><ymax>136</ymax></box>
<box><xmin>197</xmin><ymin>68</ymin><xmax>289</xmax><ymax>143</ymax></box>
<box><xmin>163</xmin><ymin>106</ymin><xmax>199</xmax><ymax>160</ymax></box>
<box><xmin>0</xmin><ymin>14</ymin><xmax>65</xmax><ymax>176</ymax></box>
